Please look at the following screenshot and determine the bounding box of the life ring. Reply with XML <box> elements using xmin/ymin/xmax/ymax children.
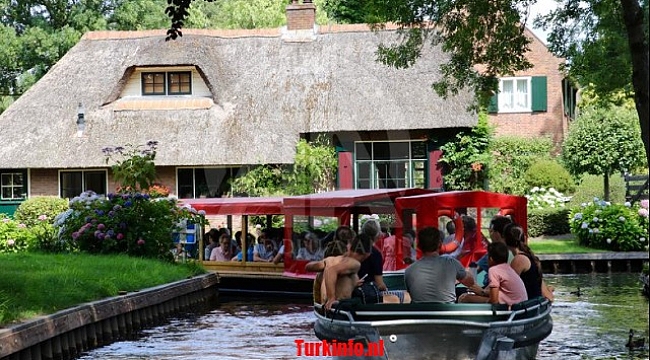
<box><xmin>439</xmin><ymin>210</ymin><xmax>463</xmax><ymax>254</ymax></box>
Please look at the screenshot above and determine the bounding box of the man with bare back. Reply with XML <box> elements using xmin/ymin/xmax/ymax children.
<box><xmin>306</xmin><ymin>233</ymin><xmax>373</xmax><ymax>311</ymax></box>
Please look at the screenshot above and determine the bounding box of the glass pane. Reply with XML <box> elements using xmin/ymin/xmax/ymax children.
<box><xmin>180</xmin><ymin>83</ymin><xmax>191</xmax><ymax>93</ymax></box>
<box><xmin>154</xmin><ymin>84</ymin><xmax>164</xmax><ymax>93</ymax></box>
<box><xmin>356</xmin><ymin>162</ymin><xmax>371</xmax><ymax>189</ymax></box>
<box><xmin>501</xmin><ymin>80</ymin><xmax>514</xmax><ymax>109</ymax></box>
<box><xmin>376</xmin><ymin>161</ymin><xmax>406</xmax><ymax>188</ymax></box>
<box><xmin>517</xmin><ymin>79</ymin><xmax>528</xmax><ymax>108</ymax></box>
<box><xmin>12</xmin><ymin>187</ymin><xmax>24</xmax><ymax>199</ymax></box>
<box><xmin>2</xmin><ymin>187</ymin><xmax>11</xmax><ymax>199</ymax></box>
<box><xmin>355</xmin><ymin>142</ymin><xmax>372</xmax><ymax>160</ymax></box>
<box><xmin>85</xmin><ymin>171</ymin><xmax>106</xmax><ymax>195</ymax></box>
<box><xmin>374</xmin><ymin>142</ymin><xmax>409</xmax><ymax>160</ymax></box>
<box><xmin>61</xmin><ymin>172</ymin><xmax>83</xmax><ymax>199</ymax></box>
<box><xmin>411</xmin><ymin>141</ymin><xmax>427</xmax><ymax>159</ymax></box>
<box><xmin>177</xmin><ymin>168</ymin><xmax>194</xmax><ymax>198</ymax></box>
<box><xmin>13</xmin><ymin>174</ymin><xmax>23</xmax><ymax>186</ymax></box>
<box><xmin>1</xmin><ymin>174</ymin><xmax>10</xmax><ymax>185</ymax></box>
<box><xmin>412</xmin><ymin>160</ymin><xmax>426</xmax><ymax>188</ymax></box>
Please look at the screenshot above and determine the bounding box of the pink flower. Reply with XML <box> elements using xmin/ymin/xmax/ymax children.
<box><xmin>137</xmin><ymin>239</ymin><xmax>145</xmax><ymax>246</ymax></box>
<box><xmin>117</xmin><ymin>233</ymin><xmax>124</xmax><ymax>240</ymax></box>
<box><xmin>641</xmin><ymin>199</ymin><xmax>649</xmax><ymax>210</ymax></box>
<box><xmin>7</xmin><ymin>239</ymin><xmax>15</xmax><ymax>246</ymax></box>
<box><xmin>18</xmin><ymin>223</ymin><xmax>26</xmax><ymax>228</ymax></box>
<box><xmin>38</xmin><ymin>215</ymin><xmax>48</xmax><ymax>221</ymax></box>
<box><xmin>639</xmin><ymin>208</ymin><xmax>649</xmax><ymax>218</ymax></box>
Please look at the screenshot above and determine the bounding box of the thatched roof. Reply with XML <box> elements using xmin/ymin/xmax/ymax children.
<box><xmin>0</xmin><ymin>25</ymin><xmax>476</xmax><ymax>169</ymax></box>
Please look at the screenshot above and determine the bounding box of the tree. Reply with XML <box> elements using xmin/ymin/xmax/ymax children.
<box><xmin>561</xmin><ymin>106</ymin><xmax>646</xmax><ymax>201</ymax></box>
<box><xmin>230</xmin><ymin>137</ymin><xmax>337</xmax><ymax>196</ymax></box>
<box><xmin>165</xmin><ymin>0</ymin><xmax>649</xmax><ymax>168</ymax></box>
<box><xmin>538</xmin><ymin>0</ymin><xmax>649</xmax><ymax>169</ymax></box>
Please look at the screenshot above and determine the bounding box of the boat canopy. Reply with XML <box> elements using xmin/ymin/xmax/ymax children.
<box><xmin>180</xmin><ymin>197</ymin><xmax>284</xmax><ymax>215</ymax></box>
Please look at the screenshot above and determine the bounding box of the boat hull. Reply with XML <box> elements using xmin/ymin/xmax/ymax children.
<box><xmin>314</xmin><ymin>298</ymin><xmax>552</xmax><ymax>360</ymax></box>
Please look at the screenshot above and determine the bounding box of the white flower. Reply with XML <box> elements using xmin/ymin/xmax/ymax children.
<box><xmin>593</xmin><ymin>217</ymin><xmax>599</xmax><ymax>222</ymax></box>
<box><xmin>593</xmin><ymin>228</ymin><xmax>600</xmax><ymax>233</ymax></box>
<box><xmin>593</xmin><ymin>197</ymin><xmax>600</xmax><ymax>202</ymax></box>
<box><xmin>574</xmin><ymin>213</ymin><xmax>583</xmax><ymax>220</ymax></box>
<box><xmin>619</xmin><ymin>216</ymin><xmax>626</xmax><ymax>222</ymax></box>
<box><xmin>606</xmin><ymin>238</ymin><xmax>612</xmax><ymax>244</ymax></box>
<box><xmin>581</xmin><ymin>222</ymin><xmax>589</xmax><ymax>229</ymax></box>
<box><xmin>7</xmin><ymin>239</ymin><xmax>15</xmax><ymax>246</ymax></box>
<box><xmin>605</xmin><ymin>202</ymin><xmax>611</xmax><ymax>206</ymax></box>
<box><xmin>624</xmin><ymin>202</ymin><xmax>632</xmax><ymax>207</ymax></box>
<box><xmin>595</xmin><ymin>210</ymin><xmax>601</xmax><ymax>214</ymax></box>
<box><xmin>640</xmin><ymin>237</ymin><xmax>646</xmax><ymax>243</ymax></box>
<box><xmin>581</xmin><ymin>203</ymin><xmax>587</xmax><ymax>207</ymax></box>
<box><xmin>531</xmin><ymin>187</ymin><xmax>540</xmax><ymax>192</ymax></box>
<box><xmin>589</xmin><ymin>228</ymin><xmax>594</xmax><ymax>233</ymax></box>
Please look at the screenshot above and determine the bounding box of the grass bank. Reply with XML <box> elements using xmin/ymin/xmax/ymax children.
<box><xmin>0</xmin><ymin>253</ymin><xmax>205</xmax><ymax>326</ymax></box>
<box><xmin>528</xmin><ymin>234</ymin><xmax>606</xmax><ymax>254</ymax></box>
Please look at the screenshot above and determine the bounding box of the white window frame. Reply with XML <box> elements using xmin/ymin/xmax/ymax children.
<box><xmin>353</xmin><ymin>140</ymin><xmax>427</xmax><ymax>190</ymax></box>
<box><xmin>1</xmin><ymin>172</ymin><xmax>26</xmax><ymax>200</ymax></box>
<box><xmin>498</xmin><ymin>77</ymin><xmax>532</xmax><ymax>113</ymax></box>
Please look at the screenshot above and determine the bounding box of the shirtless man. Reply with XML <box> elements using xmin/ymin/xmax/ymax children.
<box><xmin>306</xmin><ymin>233</ymin><xmax>373</xmax><ymax>311</ymax></box>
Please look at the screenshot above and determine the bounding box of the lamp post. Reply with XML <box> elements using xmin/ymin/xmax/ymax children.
<box><xmin>76</xmin><ymin>102</ymin><xmax>85</xmax><ymax>137</ymax></box>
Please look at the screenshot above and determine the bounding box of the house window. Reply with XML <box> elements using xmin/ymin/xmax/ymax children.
<box><xmin>60</xmin><ymin>170</ymin><xmax>107</xmax><ymax>199</ymax></box>
<box><xmin>488</xmin><ymin>76</ymin><xmax>547</xmax><ymax>113</ymax></box>
<box><xmin>499</xmin><ymin>77</ymin><xmax>531</xmax><ymax>112</ymax></box>
<box><xmin>177</xmin><ymin>167</ymin><xmax>241</xmax><ymax>199</ymax></box>
<box><xmin>168</xmin><ymin>72</ymin><xmax>192</xmax><ymax>95</ymax></box>
<box><xmin>1</xmin><ymin>172</ymin><xmax>26</xmax><ymax>200</ymax></box>
<box><xmin>141</xmin><ymin>71</ymin><xmax>192</xmax><ymax>96</ymax></box>
<box><xmin>142</xmin><ymin>73</ymin><xmax>166</xmax><ymax>95</ymax></box>
<box><xmin>354</xmin><ymin>141</ymin><xmax>426</xmax><ymax>189</ymax></box>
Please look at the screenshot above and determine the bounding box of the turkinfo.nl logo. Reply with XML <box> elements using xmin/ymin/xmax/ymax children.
<box><xmin>294</xmin><ymin>339</ymin><xmax>385</xmax><ymax>357</ymax></box>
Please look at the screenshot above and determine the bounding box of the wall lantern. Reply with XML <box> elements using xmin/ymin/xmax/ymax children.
<box><xmin>76</xmin><ymin>102</ymin><xmax>85</xmax><ymax>137</ymax></box>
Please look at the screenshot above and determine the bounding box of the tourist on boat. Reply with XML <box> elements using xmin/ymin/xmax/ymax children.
<box><xmin>319</xmin><ymin>233</ymin><xmax>375</xmax><ymax>311</ymax></box>
<box><xmin>296</xmin><ymin>232</ymin><xmax>325</xmax><ymax>261</ymax></box>
<box><xmin>203</xmin><ymin>228</ymin><xmax>221</xmax><ymax>260</ymax></box>
<box><xmin>358</xmin><ymin>219</ymin><xmax>388</xmax><ymax>291</ymax></box>
<box><xmin>209</xmin><ymin>233</ymin><xmax>234</xmax><ymax>261</ymax></box>
<box><xmin>460</xmin><ymin>242</ymin><xmax>528</xmax><ymax>306</ymax></box>
<box><xmin>402</xmin><ymin>229</ymin><xmax>416</xmax><ymax>264</ymax></box>
<box><xmin>306</xmin><ymin>239</ymin><xmax>348</xmax><ymax>304</ymax></box>
<box><xmin>232</xmin><ymin>233</ymin><xmax>255</xmax><ymax>262</ymax></box>
<box><xmin>457</xmin><ymin>215</ymin><xmax>489</xmax><ymax>267</ymax></box>
<box><xmin>405</xmin><ymin>227</ymin><xmax>476</xmax><ymax>303</ymax></box>
<box><xmin>253</xmin><ymin>229</ymin><xmax>277</xmax><ymax>262</ymax></box>
<box><xmin>474</xmin><ymin>215</ymin><xmax>514</xmax><ymax>286</ymax></box>
<box><xmin>441</xmin><ymin>220</ymin><xmax>464</xmax><ymax>259</ymax></box>
<box><xmin>503</xmin><ymin>223</ymin><xmax>555</xmax><ymax>302</ymax></box>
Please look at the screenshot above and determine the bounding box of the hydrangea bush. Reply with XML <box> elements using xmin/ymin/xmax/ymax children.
<box><xmin>569</xmin><ymin>198</ymin><xmax>649</xmax><ymax>251</ymax></box>
<box><xmin>0</xmin><ymin>216</ymin><xmax>34</xmax><ymax>253</ymax></box>
<box><xmin>55</xmin><ymin>191</ymin><xmax>206</xmax><ymax>260</ymax></box>
<box><xmin>525</xmin><ymin>187</ymin><xmax>568</xmax><ymax>210</ymax></box>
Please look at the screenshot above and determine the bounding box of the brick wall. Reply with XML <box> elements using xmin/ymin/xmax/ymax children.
<box><xmin>30</xmin><ymin>169</ymin><xmax>59</xmax><ymax>196</ymax></box>
<box><xmin>285</xmin><ymin>3</ymin><xmax>315</xmax><ymax>31</ymax></box>
<box><xmin>489</xmin><ymin>32</ymin><xmax>569</xmax><ymax>148</ymax></box>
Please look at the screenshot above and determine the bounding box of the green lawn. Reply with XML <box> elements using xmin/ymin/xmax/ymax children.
<box><xmin>528</xmin><ymin>234</ymin><xmax>606</xmax><ymax>254</ymax></box>
<box><xmin>0</xmin><ymin>253</ymin><xmax>205</xmax><ymax>326</ymax></box>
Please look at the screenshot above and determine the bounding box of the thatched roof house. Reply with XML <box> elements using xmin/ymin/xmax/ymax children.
<box><xmin>1</xmin><ymin>3</ymin><xmax>498</xmax><ymax>211</ymax></box>
<box><xmin>0</xmin><ymin>25</ymin><xmax>474</xmax><ymax>169</ymax></box>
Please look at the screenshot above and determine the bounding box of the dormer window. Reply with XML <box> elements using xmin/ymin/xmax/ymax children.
<box><xmin>141</xmin><ymin>71</ymin><xmax>192</xmax><ymax>96</ymax></box>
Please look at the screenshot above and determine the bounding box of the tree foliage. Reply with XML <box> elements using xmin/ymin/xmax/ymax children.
<box><xmin>437</xmin><ymin>113</ymin><xmax>493</xmax><ymax>190</ymax></box>
<box><xmin>488</xmin><ymin>136</ymin><xmax>553</xmax><ymax>195</ymax></box>
<box><xmin>561</xmin><ymin>105</ymin><xmax>646</xmax><ymax>200</ymax></box>
<box><xmin>230</xmin><ymin>137</ymin><xmax>337</xmax><ymax>196</ymax></box>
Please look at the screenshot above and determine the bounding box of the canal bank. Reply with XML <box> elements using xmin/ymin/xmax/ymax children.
<box><xmin>0</xmin><ymin>273</ymin><xmax>218</xmax><ymax>360</ymax></box>
<box><xmin>538</xmin><ymin>252</ymin><xmax>649</xmax><ymax>274</ymax></box>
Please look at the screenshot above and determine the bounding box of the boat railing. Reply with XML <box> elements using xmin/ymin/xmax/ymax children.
<box><xmin>314</xmin><ymin>298</ymin><xmax>551</xmax><ymax>329</ymax></box>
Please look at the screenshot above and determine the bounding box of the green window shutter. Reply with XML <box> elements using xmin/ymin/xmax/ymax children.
<box><xmin>487</xmin><ymin>94</ymin><xmax>498</xmax><ymax>113</ymax></box>
<box><xmin>531</xmin><ymin>76</ymin><xmax>547</xmax><ymax>112</ymax></box>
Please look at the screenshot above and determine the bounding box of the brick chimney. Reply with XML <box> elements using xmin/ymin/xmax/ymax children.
<box><xmin>285</xmin><ymin>0</ymin><xmax>316</xmax><ymax>31</ymax></box>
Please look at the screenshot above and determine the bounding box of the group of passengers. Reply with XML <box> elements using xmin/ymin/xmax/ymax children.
<box><xmin>309</xmin><ymin>215</ymin><xmax>554</xmax><ymax>312</ymax></box>
<box><xmin>203</xmin><ymin>226</ymin><xmax>327</xmax><ymax>263</ymax></box>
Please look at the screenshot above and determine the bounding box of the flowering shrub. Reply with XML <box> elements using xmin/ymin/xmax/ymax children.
<box><xmin>31</xmin><ymin>214</ymin><xmax>68</xmax><ymax>253</ymax></box>
<box><xmin>146</xmin><ymin>184</ymin><xmax>171</xmax><ymax>198</ymax></box>
<box><xmin>103</xmin><ymin>141</ymin><xmax>158</xmax><ymax>192</ymax></box>
<box><xmin>55</xmin><ymin>191</ymin><xmax>206</xmax><ymax>260</ymax></box>
<box><xmin>569</xmin><ymin>198</ymin><xmax>649</xmax><ymax>251</ymax></box>
<box><xmin>525</xmin><ymin>187</ymin><xmax>567</xmax><ymax>210</ymax></box>
<box><xmin>0</xmin><ymin>216</ymin><xmax>34</xmax><ymax>253</ymax></box>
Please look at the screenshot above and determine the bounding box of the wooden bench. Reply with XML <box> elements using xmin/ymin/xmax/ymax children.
<box><xmin>624</xmin><ymin>173</ymin><xmax>649</xmax><ymax>203</ymax></box>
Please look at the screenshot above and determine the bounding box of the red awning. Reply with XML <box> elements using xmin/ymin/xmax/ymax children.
<box><xmin>180</xmin><ymin>197</ymin><xmax>284</xmax><ymax>215</ymax></box>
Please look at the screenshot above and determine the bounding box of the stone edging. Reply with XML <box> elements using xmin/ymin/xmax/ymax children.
<box><xmin>0</xmin><ymin>273</ymin><xmax>218</xmax><ymax>358</ymax></box>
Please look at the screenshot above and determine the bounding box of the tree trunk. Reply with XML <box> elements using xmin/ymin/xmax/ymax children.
<box><xmin>603</xmin><ymin>173</ymin><xmax>610</xmax><ymax>201</ymax></box>
<box><xmin>620</xmin><ymin>0</ymin><xmax>650</xmax><ymax>167</ymax></box>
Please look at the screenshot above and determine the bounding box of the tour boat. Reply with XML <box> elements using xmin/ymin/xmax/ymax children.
<box><xmin>313</xmin><ymin>296</ymin><xmax>553</xmax><ymax>360</ymax></box>
<box><xmin>312</xmin><ymin>190</ymin><xmax>553</xmax><ymax>359</ymax></box>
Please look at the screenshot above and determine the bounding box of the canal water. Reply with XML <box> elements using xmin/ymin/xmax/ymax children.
<box><xmin>77</xmin><ymin>273</ymin><xmax>649</xmax><ymax>360</ymax></box>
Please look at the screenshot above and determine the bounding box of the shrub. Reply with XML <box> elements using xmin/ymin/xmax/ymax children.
<box><xmin>489</xmin><ymin>136</ymin><xmax>553</xmax><ymax>195</ymax></box>
<box><xmin>569</xmin><ymin>198</ymin><xmax>649</xmax><ymax>251</ymax></box>
<box><xmin>0</xmin><ymin>216</ymin><xmax>34</xmax><ymax>253</ymax></box>
<box><xmin>55</xmin><ymin>191</ymin><xmax>207</xmax><ymax>260</ymax></box>
<box><xmin>524</xmin><ymin>159</ymin><xmax>576</xmax><ymax>194</ymax></box>
<box><xmin>13</xmin><ymin>197</ymin><xmax>69</xmax><ymax>228</ymax></box>
<box><xmin>528</xmin><ymin>208</ymin><xmax>572</xmax><ymax>237</ymax></box>
<box><xmin>569</xmin><ymin>173</ymin><xmax>626</xmax><ymax>206</ymax></box>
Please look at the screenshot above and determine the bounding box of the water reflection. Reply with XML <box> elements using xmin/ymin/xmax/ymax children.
<box><xmin>78</xmin><ymin>273</ymin><xmax>648</xmax><ymax>360</ymax></box>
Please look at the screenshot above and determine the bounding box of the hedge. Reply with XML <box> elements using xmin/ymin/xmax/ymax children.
<box><xmin>527</xmin><ymin>207</ymin><xmax>572</xmax><ymax>237</ymax></box>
